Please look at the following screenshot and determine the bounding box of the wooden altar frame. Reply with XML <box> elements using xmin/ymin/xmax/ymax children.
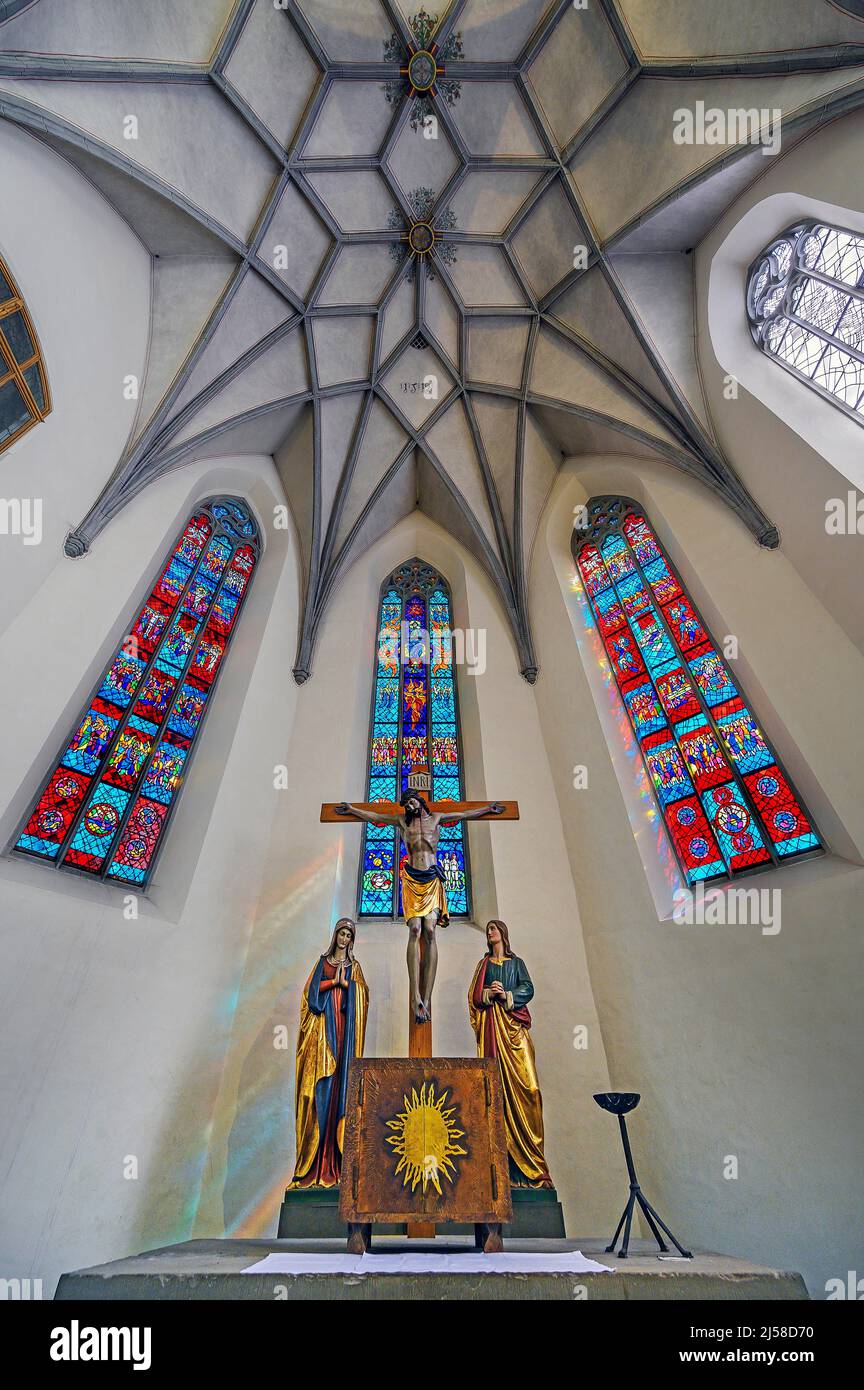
<box><xmin>339</xmin><ymin>1057</ymin><xmax>513</xmax><ymax>1253</ymax></box>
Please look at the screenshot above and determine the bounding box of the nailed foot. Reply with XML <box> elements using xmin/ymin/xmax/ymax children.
<box><xmin>414</xmin><ymin>997</ymin><xmax>430</xmax><ymax>1024</ymax></box>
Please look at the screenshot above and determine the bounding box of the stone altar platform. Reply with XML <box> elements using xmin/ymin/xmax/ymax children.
<box><xmin>55</xmin><ymin>1237</ymin><xmax>808</xmax><ymax>1301</ymax></box>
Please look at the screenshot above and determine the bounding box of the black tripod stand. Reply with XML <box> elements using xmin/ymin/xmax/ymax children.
<box><xmin>594</xmin><ymin>1093</ymin><xmax>692</xmax><ymax>1259</ymax></box>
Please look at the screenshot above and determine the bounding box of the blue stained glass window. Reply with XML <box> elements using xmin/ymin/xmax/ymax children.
<box><xmin>13</xmin><ymin>496</ymin><xmax>260</xmax><ymax>887</ymax></box>
<box><xmin>359</xmin><ymin>560</ymin><xmax>471</xmax><ymax>918</ymax></box>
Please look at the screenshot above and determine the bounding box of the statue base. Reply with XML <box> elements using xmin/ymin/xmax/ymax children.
<box><xmin>277</xmin><ymin>1184</ymin><xmax>565</xmax><ymax>1239</ymax></box>
<box><xmin>504</xmin><ymin>1187</ymin><xmax>566</xmax><ymax>1239</ymax></box>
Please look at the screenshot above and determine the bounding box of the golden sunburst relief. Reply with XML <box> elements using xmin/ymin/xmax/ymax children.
<box><xmin>385</xmin><ymin>1082</ymin><xmax>467</xmax><ymax>1194</ymax></box>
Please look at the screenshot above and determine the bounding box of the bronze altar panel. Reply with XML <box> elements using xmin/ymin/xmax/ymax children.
<box><xmin>339</xmin><ymin>1057</ymin><xmax>512</xmax><ymax>1226</ymax></box>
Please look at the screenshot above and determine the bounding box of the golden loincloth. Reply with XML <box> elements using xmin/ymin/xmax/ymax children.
<box><xmin>400</xmin><ymin>862</ymin><xmax>449</xmax><ymax>925</ymax></box>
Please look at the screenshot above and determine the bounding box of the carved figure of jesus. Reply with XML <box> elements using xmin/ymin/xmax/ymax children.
<box><xmin>336</xmin><ymin>792</ymin><xmax>503</xmax><ymax>1023</ymax></box>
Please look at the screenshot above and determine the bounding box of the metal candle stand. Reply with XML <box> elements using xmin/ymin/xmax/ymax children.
<box><xmin>594</xmin><ymin>1092</ymin><xmax>693</xmax><ymax>1260</ymax></box>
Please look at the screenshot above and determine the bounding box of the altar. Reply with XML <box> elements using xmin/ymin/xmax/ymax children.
<box><xmin>54</xmin><ymin>1238</ymin><xmax>809</xmax><ymax>1302</ymax></box>
<box><xmin>338</xmin><ymin>1057</ymin><xmax>513</xmax><ymax>1253</ymax></box>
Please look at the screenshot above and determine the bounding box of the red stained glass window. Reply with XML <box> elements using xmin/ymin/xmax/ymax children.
<box><xmin>14</xmin><ymin>497</ymin><xmax>259</xmax><ymax>887</ymax></box>
<box><xmin>573</xmin><ymin>498</ymin><xmax>822</xmax><ymax>886</ymax></box>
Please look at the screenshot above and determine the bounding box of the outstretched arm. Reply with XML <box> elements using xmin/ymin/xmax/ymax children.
<box><xmin>334</xmin><ymin>801</ymin><xmax>403</xmax><ymax>827</ymax></box>
<box><xmin>437</xmin><ymin>802</ymin><xmax>505</xmax><ymax>824</ymax></box>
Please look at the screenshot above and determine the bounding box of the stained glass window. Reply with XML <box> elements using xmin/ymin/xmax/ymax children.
<box><xmin>0</xmin><ymin>251</ymin><xmax>50</xmax><ymax>453</ymax></box>
<box><xmin>13</xmin><ymin>497</ymin><xmax>259</xmax><ymax>887</ymax></box>
<box><xmin>358</xmin><ymin>558</ymin><xmax>471</xmax><ymax>918</ymax></box>
<box><xmin>747</xmin><ymin>220</ymin><xmax>864</xmax><ymax>423</ymax></box>
<box><xmin>573</xmin><ymin>498</ymin><xmax>823</xmax><ymax>887</ymax></box>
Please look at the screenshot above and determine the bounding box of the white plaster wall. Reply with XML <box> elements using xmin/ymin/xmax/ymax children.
<box><xmin>531</xmin><ymin>452</ymin><xmax>864</xmax><ymax>1297</ymax></box>
<box><xmin>0</xmin><ymin>456</ymin><xmax>299</xmax><ymax>1296</ymax></box>
<box><xmin>698</xmin><ymin>107</ymin><xmax>864</xmax><ymax>653</ymax></box>
<box><xmin>195</xmin><ymin>511</ymin><xmax>623</xmax><ymax>1245</ymax></box>
<box><xmin>0</xmin><ymin>121</ymin><xmax>151</xmax><ymax>633</ymax></box>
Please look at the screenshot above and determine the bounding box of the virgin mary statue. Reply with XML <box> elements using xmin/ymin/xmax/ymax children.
<box><xmin>289</xmin><ymin>918</ymin><xmax>368</xmax><ymax>1189</ymax></box>
<box><xmin>468</xmin><ymin>919</ymin><xmax>553</xmax><ymax>1188</ymax></box>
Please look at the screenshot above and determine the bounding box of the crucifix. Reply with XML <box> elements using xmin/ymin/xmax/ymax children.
<box><xmin>323</xmin><ymin>771</ymin><xmax>518</xmax><ymax>1240</ymax></box>
<box><xmin>321</xmin><ymin>772</ymin><xmax>518</xmax><ymax>1057</ymax></box>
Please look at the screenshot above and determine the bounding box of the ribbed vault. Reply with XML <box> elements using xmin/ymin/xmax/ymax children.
<box><xmin>2</xmin><ymin>0</ymin><xmax>863</xmax><ymax>678</ymax></box>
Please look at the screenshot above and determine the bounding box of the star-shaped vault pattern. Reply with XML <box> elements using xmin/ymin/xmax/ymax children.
<box><xmin>3</xmin><ymin>0</ymin><xmax>864</xmax><ymax>679</ymax></box>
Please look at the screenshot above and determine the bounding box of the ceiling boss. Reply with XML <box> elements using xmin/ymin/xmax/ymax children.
<box><xmin>406</xmin><ymin>47</ymin><xmax>440</xmax><ymax>98</ymax></box>
<box><xmin>382</xmin><ymin>8</ymin><xmax>464</xmax><ymax>130</ymax></box>
<box><xmin>383</xmin><ymin>10</ymin><xmax>463</xmax><ymax>273</ymax></box>
<box><xmin>406</xmin><ymin>218</ymin><xmax>438</xmax><ymax>258</ymax></box>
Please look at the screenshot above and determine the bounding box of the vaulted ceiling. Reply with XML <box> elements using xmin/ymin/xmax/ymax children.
<box><xmin>2</xmin><ymin>0</ymin><xmax>863</xmax><ymax>678</ymax></box>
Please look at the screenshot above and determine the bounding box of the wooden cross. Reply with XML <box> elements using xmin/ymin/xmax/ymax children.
<box><xmin>320</xmin><ymin>800</ymin><xmax>520</xmax><ymax>825</ymax></box>
<box><xmin>322</xmin><ymin>783</ymin><xmax>518</xmax><ymax>1239</ymax></box>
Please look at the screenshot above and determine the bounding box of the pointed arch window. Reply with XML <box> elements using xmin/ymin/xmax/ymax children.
<box><xmin>12</xmin><ymin>497</ymin><xmax>259</xmax><ymax>886</ymax></box>
<box><xmin>573</xmin><ymin>498</ymin><xmax>823</xmax><ymax>886</ymax></box>
<box><xmin>0</xmin><ymin>251</ymin><xmax>50</xmax><ymax>453</ymax></box>
<box><xmin>747</xmin><ymin>220</ymin><xmax>864</xmax><ymax>423</ymax></box>
<box><xmin>358</xmin><ymin>559</ymin><xmax>471</xmax><ymax>918</ymax></box>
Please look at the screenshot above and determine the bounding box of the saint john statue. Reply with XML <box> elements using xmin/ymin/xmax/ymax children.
<box><xmin>468</xmin><ymin>919</ymin><xmax>553</xmax><ymax>1188</ymax></box>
